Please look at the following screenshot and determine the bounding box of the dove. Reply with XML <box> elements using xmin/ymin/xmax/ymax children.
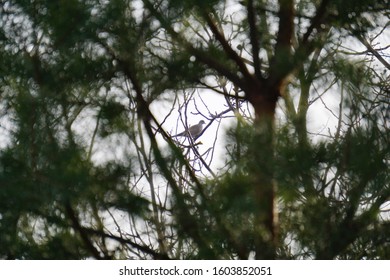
<box><xmin>173</xmin><ymin>120</ymin><xmax>205</xmax><ymax>139</ymax></box>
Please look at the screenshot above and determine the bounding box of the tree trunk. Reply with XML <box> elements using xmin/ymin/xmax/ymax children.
<box><xmin>247</xmin><ymin>85</ymin><xmax>279</xmax><ymax>259</ymax></box>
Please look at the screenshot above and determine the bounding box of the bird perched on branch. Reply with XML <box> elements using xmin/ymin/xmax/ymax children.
<box><xmin>173</xmin><ymin>120</ymin><xmax>205</xmax><ymax>139</ymax></box>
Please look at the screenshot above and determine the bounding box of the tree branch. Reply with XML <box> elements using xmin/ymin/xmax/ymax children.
<box><xmin>65</xmin><ymin>203</ymin><xmax>107</xmax><ymax>260</ymax></box>
<box><xmin>269</xmin><ymin>0</ymin><xmax>295</xmax><ymax>86</ymax></box>
<box><xmin>247</xmin><ymin>0</ymin><xmax>263</xmax><ymax>80</ymax></box>
<box><xmin>84</xmin><ymin>228</ymin><xmax>170</xmax><ymax>259</ymax></box>
<box><xmin>203</xmin><ymin>12</ymin><xmax>254</xmax><ymax>83</ymax></box>
<box><xmin>357</xmin><ymin>35</ymin><xmax>390</xmax><ymax>70</ymax></box>
<box><xmin>302</xmin><ymin>0</ymin><xmax>330</xmax><ymax>44</ymax></box>
<box><xmin>143</xmin><ymin>0</ymin><xmax>247</xmax><ymax>91</ymax></box>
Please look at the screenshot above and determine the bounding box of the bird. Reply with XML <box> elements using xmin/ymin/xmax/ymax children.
<box><xmin>173</xmin><ymin>120</ymin><xmax>205</xmax><ymax>139</ymax></box>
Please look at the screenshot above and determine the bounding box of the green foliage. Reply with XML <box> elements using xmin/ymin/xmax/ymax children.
<box><xmin>98</xmin><ymin>99</ymin><xmax>130</xmax><ymax>137</ymax></box>
<box><xmin>329</xmin><ymin>0</ymin><xmax>388</xmax><ymax>29</ymax></box>
<box><xmin>0</xmin><ymin>0</ymin><xmax>388</xmax><ymax>259</ymax></box>
<box><xmin>168</xmin><ymin>0</ymin><xmax>220</xmax><ymax>12</ymax></box>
